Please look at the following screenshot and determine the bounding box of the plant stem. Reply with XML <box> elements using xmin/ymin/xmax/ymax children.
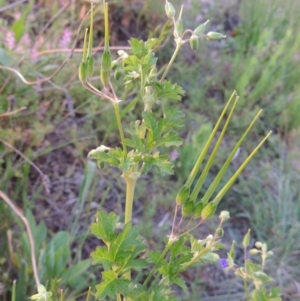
<box><xmin>124</xmin><ymin>175</ymin><xmax>137</xmax><ymax>225</ymax></box>
<box><xmin>113</xmin><ymin>102</ymin><xmax>127</xmax><ymax>156</ymax></box>
<box><xmin>143</xmin><ymin>239</ymin><xmax>174</xmax><ymax>286</ymax></box>
<box><xmin>160</xmin><ymin>41</ymin><xmax>182</xmax><ymax>82</ymax></box>
<box><xmin>244</xmin><ymin>245</ymin><xmax>249</xmax><ymax>301</ymax></box>
<box><xmin>179</xmin><ymin>246</ymin><xmax>210</xmax><ymax>272</ymax></box>
<box><xmin>116</xmin><ymin>293</ymin><xmax>122</xmax><ymax>301</ymax></box>
<box><xmin>123</xmin><ymin>174</ymin><xmax>137</xmax><ymax>298</ymax></box>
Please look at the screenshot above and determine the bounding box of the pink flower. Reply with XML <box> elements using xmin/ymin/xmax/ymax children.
<box><xmin>19</xmin><ymin>33</ymin><xmax>31</xmax><ymax>47</ymax></box>
<box><xmin>59</xmin><ymin>27</ymin><xmax>72</xmax><ymax>48</ymax></box>
<box><xmin>170</xmin><ymin>149</ymin><xmax>180</xmax><ymax>161</ymax></box>
<box><xmin>4</xmin><ymin>31</ymin><xmax>16</xmax><ymax>50</ymax></box>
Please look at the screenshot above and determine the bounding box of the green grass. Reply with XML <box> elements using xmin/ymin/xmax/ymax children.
<box><xmin>237</xmin><ymin>159</ymin><xmax>300</xmax><ymax>298</ymax></box>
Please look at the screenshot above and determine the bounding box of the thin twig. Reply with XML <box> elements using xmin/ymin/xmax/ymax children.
<box><xmin>30</xmin><ymin>46</ymin><xmax>131</xmax><ymax>58</ymax></box>
<box><xmin>0</xmin><ymin>7</ymin><xmax>92</xmax><ymax>86</ymax></box>
<box><xmin>171</xmin><ymin>203</ymin><xmax>179</xmax><ymax>234</ymax></box>
<box><xmin>0</xmin><ymin>75</ymin><xmax>12</xmax><ymax>94</ymax></box>
<box><xmin>0</xmin><ymin>0</ymin><xmax>27</xmax><ymax>12</ymax></box>
<box><xmin>0</xmin><ymin>138</ymin><xmax>50</xmax><ymax>194</ymax></box>
<box><xmin>174</xmin><ymin>215</ymin><xmax>184</xmax><ymax>234</ymax></box>
<box><xmin>179</xmin><ymin>218</ymin><xmax>204</xmax><ymax>237</ymax></box>
<box><xmin>180</xmin><ymin>217</ymin><xmax>194</xmax><ymax>234</ymax></box>
<box><xmin>0</xmin><ymin>190</ymin><xmax>40</xmax><ymax>288</ymax></box>
<box><xmin>0</xmin><ymin>107</ymin><xmax>27</xmax><ymax>118</ymax></box>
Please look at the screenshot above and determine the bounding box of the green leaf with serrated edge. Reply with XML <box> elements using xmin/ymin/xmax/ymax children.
<box><xmin>141</xmin><ymin>110</ymin><xmax>183</xmax><ymax>150</ymax></box>
<box><xmin>118</xmin><ymin>244</ymin><xmax>148</xmax><ymax>274</ymax></box>
<box><xmin>152</xmin><ymin>81</ymin><xmax>185</xmax><ymax>101</ymax></box>
<box><xmin>90</xmin><ymin>246</ymin><xmax>113</xmax><ymax>269</ymax></box>
<box><xmin>89</xmin><ymin>147</ymin><xmax>126</xmax><ymax>169</ymax></box>
<box><xmin>126</xmin><ymin>283</ymin><xmax>150</xmax><ymax>300</ymax></box>
<box><xmin>150</xmin><ymin>285</ymin><xmax>175</xmax><ymax>301</ymax></box>
<box><xmin>147</xmin><ymin>251</ymin><xmax>166</xmax><ymax>265</ymax></box>
<box><xmin>155</xmin><ymin>237</ymin><xmax>193</xmax><ymax>284</ymax></box>
<box><xmin>173</xmin><ymin>277</ymin><xmax>188</xmax><ymax>291</ymax></box>
<box><xmin>110</xmin><ymin>223</ymin><xmax>143</xmax><ymax>262</ymax></box>
<box><xmin>125</xmin><ymin>121</ymin><xmax>146</xmax><ymax>152</ymax></box>
<box><xmin>90</xmin><ymin>211</ymin><xmax>118</xmax><ymax>244</ymax></box>
<box><xmin>143</xmin><ymin>153</ymin><xmax>174</xmax><ymax>175</ymax></box>
<box><xmin>119</xmin><ymin>152</ymin><xmax>141</xmax><ymax>172</ymax></box>
<box><xmin>124</xmin><ymin>39</ymin><xmax>157</xmax><ymax>91</ymax></box>
<box><xmin>121</xmin><ymin>258</ymin><xmax>148</xmax><ymax>274</ymax></box>
<box><xmin>246</xmin><ymin>260</ymin><xmax>263</xmax><ymax>273</ymax></box>
<box><xmin>162</xmin><ymin>106</ymin><xmax>185</xmax><ymax>131</ymax></box>
<box><xmin>135</xmin><ymin>288</ymin><xmax>173</xmax><ymax>301</ymax></box>
<box><xmin>128</xmin><ymin>38</ymin><xmax>148</xmax><ymax>58</ymax></box>
<box><xmin>96</xmin><ymin>270</ymin><xmax>131</xmax><ymax>299</ymax></box>
<box><xmin>250</xmin><ymin>287</ymin><xmax>282</xmax><ymax>301</ymax></box>
<box><xmin>142</xmin><ymin>111</ymin><xmax>163</xmax><ymax>142</ymax></box>
<box><xmin>124</xmin><ymin>55</ymin><xmax>140</xmax><ymax>71</ymax></box>
<box><xmin>190</xmin><ymin>236</ymin><xmax>206</xmax><ymax>253</ymax></box>
<box><xmin>158</xmin><ymin>131</ymin><xmax>183</xmax><ymax>147</ymax></box>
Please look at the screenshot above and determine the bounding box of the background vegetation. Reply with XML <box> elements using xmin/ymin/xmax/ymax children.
<box><xmin>0</xmin><ymin>0</ymin><xmax>299</xmax><ymax>300</ymax></box>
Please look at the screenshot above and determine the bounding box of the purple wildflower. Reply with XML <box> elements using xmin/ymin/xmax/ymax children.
<box><xmin>19</xmin><ymin>33</ymin><xmax>31</xmax><ymax>47</ymax></box>
<box><xmin>220</xmin><ymin>258</ymin><xmax>229</xmax><ymax>269</ymax></box>
<box><xmin>4</xmin><ymin>31</ymin><xmax>16</xmax><ymax>50</ymax></box>
<box><xmin>170</xmin><ymin>149</ymin><xmax>180</xmax><ymax>161</ymax></box>
<box><xmin>59</xmin><ymin>27</ymin><xmax>72</xmax><ymax>49</ymax></box>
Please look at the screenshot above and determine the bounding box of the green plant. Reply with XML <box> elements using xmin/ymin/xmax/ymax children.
<box><xmin>235</xmin><ymin>159</ymin><xmax>300</xmax><ymax>298</ymax></box>
<box><xmin>0</xmin><ymin>0</ymin><xmax>285</xmax><ymax>300</ymax></box>
<box><xmin>221</xmin><ymin>233</ymin><xmax>282</xmax><ymax>301</ymax></box>
<box><xmin>61</xmin><ymin>1</ymin><xmax>278</xmax><ymax>300</ymax></box>
<box><xmin>5</xmin><ymin>208</ymin><xmax>91</xmax><ymax>301</ymax></box>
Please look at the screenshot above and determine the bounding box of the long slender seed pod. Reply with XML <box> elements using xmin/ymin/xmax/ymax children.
<box><xmin>212</xmin><ymin>131</ymin><xmax>272</xmax><ymax>206</ymax></box>
<box><xmin>184</xmin><ymin>91</ymin><xmax>236</xmax><ymax>189</ymax></box>
<box><xmin>87</xmin><ymin>4</ymin><xmax>94</xmax><ymax>57</ymax></box>
<box><xmin>201</xmin><ymin>109</ymin><xmax>263</xmax><ymax>205</ymax></box>
<box><xmin>190</xmin><ymin>96</ymin><xmax>239</xmax><ymax>202</ymax></box>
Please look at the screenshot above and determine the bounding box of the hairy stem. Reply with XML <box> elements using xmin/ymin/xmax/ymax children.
<box><xmin>160</xmin><ymin>41</ymin><xmax>182</xmax><ymax>82</ymax></box>
<box><xmin>143</xmin><ymin>239</ymin><xmax>174</xmax><ymax>286</ymax></box>
<box><xmin>124</xmin><ymin>176</ymin><xmax>137</xmax><ymax>225</ymax></box>
<box><xmin>113</xmin><ymin>102</ymin><xmax>127</xmax><ymax>156</ymax></box>
<box><xmin>122</xmin><ymin>173</ymin><xmax>138</xmax><ymax>289</ymax></box>
<box><xmin>244</xmin><ymin>245</ymin><xmax>249</xmax><ymax>301</ymax></box>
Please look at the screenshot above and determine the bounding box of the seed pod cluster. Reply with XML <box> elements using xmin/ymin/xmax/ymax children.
<box><xmin>181</xmin><ymin>200</ymin><xmax>194</xmax><ymax>217</ymax></box>
<box><xmin>201</xmin><ymin>203</ymin><xmax>217</xmax><ymax>220</ymax></box>
<box><xmin>176</xmin><ymin>186</ymin><xmax>190</xmax><ymax>205</ymax></box>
